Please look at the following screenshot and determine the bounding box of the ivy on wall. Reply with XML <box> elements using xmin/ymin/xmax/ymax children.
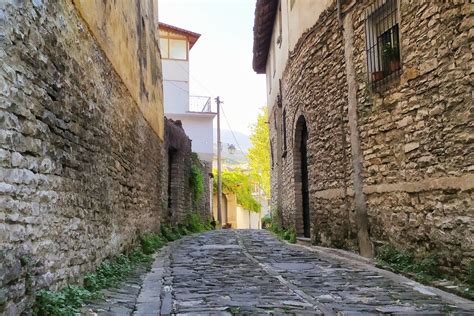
<box><xmin>189</xmin><ymin>153</ymin><xmax>204</xmax><ymax>206</ymax></box>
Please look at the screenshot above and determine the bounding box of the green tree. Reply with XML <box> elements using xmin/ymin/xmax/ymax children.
<box><xmin>213</xmin><ymin>169</ymin><xmax>261</xmax><ymax>213</ymax></box>
<box><xmin>247</xmin><ymin>107</ymin><xmax>270</xmax><ymax>196</ymax></box>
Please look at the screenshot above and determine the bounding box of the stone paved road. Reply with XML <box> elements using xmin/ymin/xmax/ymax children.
<box><xmin>86</xmin><ymin>230</ymin><xmax>474</xmax><ymax>315</ymax></box>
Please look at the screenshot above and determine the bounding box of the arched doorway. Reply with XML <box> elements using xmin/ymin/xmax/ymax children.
<box><xmin>294</xmin><ymin>115</ymin><xmax>310</xmax><ymax>238</ymax></box>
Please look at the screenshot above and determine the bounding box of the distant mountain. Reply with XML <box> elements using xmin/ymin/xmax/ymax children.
<box><xmin>212</xmin><ymin>129</ymin><xmax>250</xmax><ymax>169</ymax></box>
<box><xmin>213</xmin><ymin>129</ymin><xmax>251</xmax><ymax>153</ymax></box>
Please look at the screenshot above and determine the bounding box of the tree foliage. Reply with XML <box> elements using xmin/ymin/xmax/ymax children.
<box><xmin>213</xmin><ymin>169</ymin><xmax>261</xmax><ymax>213</ymax></box>
<box><xmin>247</xmin><ymin>107</ymin><xmax>270</xmax><ymax>196</ymax></box>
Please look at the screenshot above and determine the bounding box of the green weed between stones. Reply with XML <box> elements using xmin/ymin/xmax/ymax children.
<box><xmin>266</xmin><ymin>222</ymin><xmax>297</xmax><ymax>244</ymax></box>
<box><xmin>376</xmin><ymin>245</ymin><xmax>474</xmax><ymax>300</ymax></box>
<box><xmin>376</xmin><ymin>244</ymin><xmax>441</xmax><ymax>283</ymax></box>
<box><xmin>33</xmin><ymin>213</ymin><xmax>212</xmax><ymax>316</ymax></box>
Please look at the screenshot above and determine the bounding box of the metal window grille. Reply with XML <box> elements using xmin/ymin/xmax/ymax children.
<box><xmin>365</xmin><ymin>0</ymin><xmax>401</xmax><ymax>90</ymax></box>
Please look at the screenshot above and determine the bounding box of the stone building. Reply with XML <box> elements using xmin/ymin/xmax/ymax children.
<box><xmin>0</xmin><ymin>0</ymin><xmax>207</xmax><ymax>314</ymax></box>
<box><xmin>159</xmin><ymin>22</ymin><xmax>215</xmax><ymax>220</ymax></box>
<box><xmin>159</xmin><ymin>23</ymin><xmax>217</xmax><ymax>165</ymax></box>
<box><xmin>164</xmin><ymin>118</ymin><xmax>211</xmax><ymax>225</ymax></box>
<box><xmin>253</xmin><ymin>0</ymin><xmax>473</xmax><ymax>274</ymax></box>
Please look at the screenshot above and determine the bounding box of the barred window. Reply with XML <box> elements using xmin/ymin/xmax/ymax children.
<box><xmin>365</xmin><ymin>0</ymin><xmax>401</xmax><ymax>89</ymax></box>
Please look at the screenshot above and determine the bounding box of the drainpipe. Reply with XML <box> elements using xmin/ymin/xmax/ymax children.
<box><xmin>340</xmin><ymin>5</ymin><xmax>373</xmax><ymax>257</ymax></box>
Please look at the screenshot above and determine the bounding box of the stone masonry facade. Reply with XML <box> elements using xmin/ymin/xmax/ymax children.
<box><xmin>0</xmin><ymin>1</ymin><xmax>209</xmax><ymax>314</ymax></box>
<box><xmin>192</xmin><ymin>157</ymin><xmax>212</xmax><ymax>222</ymax></box>
<box><xmin>269</xmin><ymin>0</ymin><xmax>473</xmax><ymax>275</ymax></box>
<box><xmin>164</xmin><ymin>119</ymin><xmax>192</xmax><ymax>226</ymax></box>
<box><xmin>164</xmin><ymin>119</ymin><xmax>211</xmax><ymax>226</ymax></box>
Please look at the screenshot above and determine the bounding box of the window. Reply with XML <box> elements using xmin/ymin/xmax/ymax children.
<box><xmin>282</xmin><ymin>109</ymin><xmax>287</xmax><ymax>155</ymax></box>
<box><xmin>159</xmin><ymin>38</ymin><xmax>169</xmax><ymax>58</ymax></box>
<box><xmin>159</xmin><ymin>30</ymin><xmax>188</xmax><ymax>60</ymax></box>
<box><xmin>169</xmin><ymin>39</ymin><xmax>187</xmax><ymax>59</ymax></box>
<box><xmin>365</xmin><ymin>0</ymin><xmax>400</xmax><ymax>89</ymax></box>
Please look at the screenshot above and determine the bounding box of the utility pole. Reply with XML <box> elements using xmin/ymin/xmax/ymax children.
<box><xmin>215</xmin><ymin>96</ymin><xmax>223</xmax><ymax>227</ymax></box>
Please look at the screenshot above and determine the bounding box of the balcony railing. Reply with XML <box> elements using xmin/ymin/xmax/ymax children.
<box><xmin>189</xmin><ymin>96</ymin><xmax>213</xmax><ymax>113</ymax></box>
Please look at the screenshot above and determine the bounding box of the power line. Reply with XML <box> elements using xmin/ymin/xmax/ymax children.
<box><xmin>164</xmin><ymin>80</ymin><xmax>189</xmax><ymax>93</ymax></box>
<box><xmin>174</xmin><ymin>61</ymin><xmax>215</xmax><ymax>97</ymax></box>
<box><xmin>220</xmin><ymin>104</ymin><xmax>248</xmax><ymax>158</ymax></box>
<box><xmin>170</xmin><ymin>63</ymin><xmax>246</xmax><ymax>158</ymax></box>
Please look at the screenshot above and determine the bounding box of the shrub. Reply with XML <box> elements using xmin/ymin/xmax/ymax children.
<box><xmin>467</xmin><ymin>259</ymin><xmax>474</xmax><ymax>286</ymax></box>
<box><xmin>267</xmin><ymin>223</ymin><xmax>296</xmax><ymax>244</ymax></box>
<box><xmin>140</xmin><ymin>233</ymin><xmax>166</xmax><ymax>255</ymax></box>
<box><xmin>186</xmin><ymin>212</ymin><xmax>207</xmax><ymax>233</ymax></box>
<box><xmin>177</xmin><ymin>224</ymin><xmax>190</xmax><ymax>236</ymax></box>
<box><xmin>376</xmin><ymin>244</ymin><xmax>441</xmax><ymax>283</ymax></box>
<box><xmin>161</xmin><ymin>224</ymin><xmax>180</xmax><ymax>241</ymax></box>
<box><xmin>288</xmin><ymin>228</ymin><xmax>297</xmax><ymax>244</ymax></box>
<box><xmin>261</xmin><ymin>214</ymin><xmax>272</xmax><ymax>229</ymax></box>
<box><xmin>35</xmin><ymin>288</ymin><xmax>86</xmax><ymax>316</ymax></box>
<box><xmin>415</xmin><ymin>255</ymin><xmax>440</xmax><ymax>278</ymax></box>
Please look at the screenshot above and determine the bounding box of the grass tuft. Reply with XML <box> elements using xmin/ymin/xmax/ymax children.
<box><xmin>266</xmin><ymin>222</ymin><xmax>297</xmax><ymax>244</ymax></box>
<box><xmin>33</xmin><ymin>218</ymin><xmax>212</xmax><ymax>316</ymax></box>
<box><xmin>376</xmin><ymin>244</ymin><xmax>441</xmax><ymax>282</ymax></box>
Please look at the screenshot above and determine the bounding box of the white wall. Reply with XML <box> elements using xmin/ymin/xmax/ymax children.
<box><xmin>165</xmin><ymin>113</ymin><xmax>215</xmax><ymax>163</ymax></box>
<box><xmin>266</xmin><ymin>0</ymin><xmax>333</xmax><ymax>111</ymax></box>
<box><xmin>162</xmin><ymin>59</ymin><xmax>190</xmax><ymax>114</ymax></box>
<box><xmin>236</xmin><ymin>206</ymin><xmax>261</xmax><ymax>229</ymax></box>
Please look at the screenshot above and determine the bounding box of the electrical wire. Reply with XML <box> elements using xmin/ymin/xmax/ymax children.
<box><xmin>174</xmin><ymin>61</ymin><xmax>215</xmax><ymax>98</ymax></box>
<box><xmin>220</xmin><ymin>104</ymin><xmax>248</xmax><ymax>158</ymax></box>
<box><xmin>163</xmin><ymin>80</ymin><xmax>189</xmax><ymax>93</ymax></box>
<box><xmin>170</xmin><ymin>60</ymin><xmax>249</xmax><ymax>158</ymax></box>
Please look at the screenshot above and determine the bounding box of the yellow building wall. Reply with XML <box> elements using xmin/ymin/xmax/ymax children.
<box><xmin>212</xmin><ymin>193</ymin><xmax>261</xmax><ymax>229</ymax></box>
<box><xmin>73</xmin><ymin>0</ymin><xmax>164</xmax><ymax>139</ymax></box>
<box><xmin>212</xmin><ymin>193</ymin><xmax>237</xmax><ymax>227</ymax></box>
<box><xmin>226</xmin><ymin>194</ymin><xmax>238</xmax><ymax>228</ymax></box>
<box><xmin>236</xmin><ymin>207</ymin><xmax>261</xmax><ymax>229</ymax></box>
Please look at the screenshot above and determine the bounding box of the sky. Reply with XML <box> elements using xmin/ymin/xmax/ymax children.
<box><xmin>158</xmin><ymin>0</ymin><xmax>267</xmax><ymax>137</ymax></box>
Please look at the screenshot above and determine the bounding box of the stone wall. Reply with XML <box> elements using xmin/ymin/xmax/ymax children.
<box><xmin>269</xmin><ymin>3</ymin><xmax>358</xmax><ymax>249</ymax></box>
<box><xmin>0</xmin><ymin>0</ymin><xmax>166</xmax><ymax>313</ymax></box>
<box><xmin>191</xmin><ymin>157</ymin><xmax>212</xmax><ymax>222</ymax></box>
<box><xmin>270</xmin><ymin>0</ymin><xmax>473</xmax><ymax>274</ymax></box>
<box><xmin>351</xmin><ymin>0</ymin><xmax>474</xmax><ymax>272</ymax></box>
<box><xmin>73</xmin><ymin>0</ymin><xmax>164</xmax><ymax>138</ymax></box>
<box><xmin>163</xmin><ymin>119</ymin><xmax>212</xmax><ymax>226</ymax></box>
<box><xmin>164</xmin><ymin>119</ymin><xmax>192</xmax><ymax>225</ymax></box>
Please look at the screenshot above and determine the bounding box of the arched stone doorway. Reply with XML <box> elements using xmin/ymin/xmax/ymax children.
<box><xmin>294</xmin><ymin>115</ymin><xmax>310</xmax><ymax>238</ymax></box>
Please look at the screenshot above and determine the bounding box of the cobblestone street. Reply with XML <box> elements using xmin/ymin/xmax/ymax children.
<box><xmin>87</xmin><ymin>230</ymin><xmax>474</xmax><ymax>315</ymax></box>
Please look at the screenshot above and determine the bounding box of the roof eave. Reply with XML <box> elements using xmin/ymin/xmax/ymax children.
<box><xmin>252</xmin><ymin>0</ymin><xmax>278</xmax><ymax>74</ymax></box>
<box><xmin>158</xmin><ymin>22</ymin><xmax>201</xmax><ymax>49</ymax></box>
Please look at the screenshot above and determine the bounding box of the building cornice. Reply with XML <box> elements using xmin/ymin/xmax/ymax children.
<box><xmin>252</xmin><ymin>0</ymin><xmax>278</xmax><ymax>74</ymax></box>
